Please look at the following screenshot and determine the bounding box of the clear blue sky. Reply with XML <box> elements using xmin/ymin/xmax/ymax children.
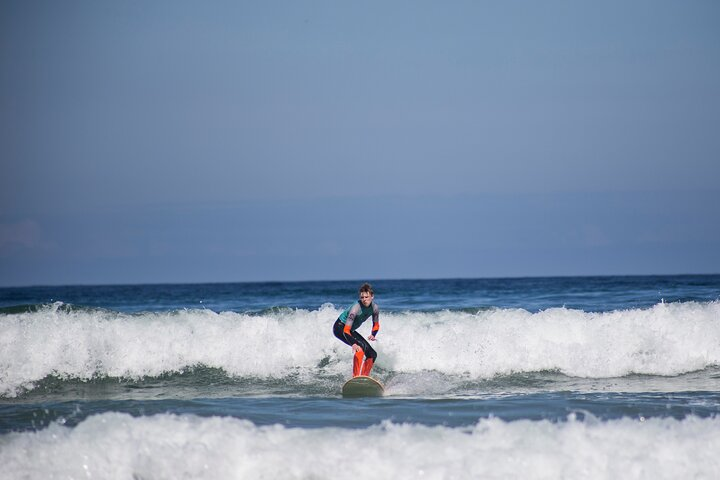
<box><xmin>1</xmin><ymin>1</ymin><xmax>719</xmax><ymax>286</ymax></box>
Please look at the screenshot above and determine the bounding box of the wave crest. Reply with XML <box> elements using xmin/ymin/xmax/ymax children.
<box><xmin>1</xmin><ymin>301</ymin><xmax>719</xmax><ymax>397</ymax></box>
<box><xmin>2</xmin><ymin>413</ymin><xmax>719</xmax><ymax>479</ymax></box>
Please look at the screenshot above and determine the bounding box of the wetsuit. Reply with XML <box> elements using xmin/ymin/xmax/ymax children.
<box><xmin>333</xmin><ymin>301</ymin><xmax>380</xmax><ymax>375</ymax></box>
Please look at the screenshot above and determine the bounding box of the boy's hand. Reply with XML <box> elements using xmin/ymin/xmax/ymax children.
<box><xmin>352</xmin><ymin>344</ymin><xmax>362</xmax><ymax>353</ymax></box>
<box><xmin>368</xmin><ymin>334</ymin><xmax>376</xmax><ymax>341</ymax></box>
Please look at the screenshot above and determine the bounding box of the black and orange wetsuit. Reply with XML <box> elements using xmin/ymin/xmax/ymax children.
<box><xmin>333</xmin><ymin>301</ymin><xmax>380</xmax><ymax>377</ymax></box>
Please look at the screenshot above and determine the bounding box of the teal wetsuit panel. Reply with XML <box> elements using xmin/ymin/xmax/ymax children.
<box><xmin>338</xmin><ymin>301</ymin><xmax>379</xmax><ymax>331</ymax></box>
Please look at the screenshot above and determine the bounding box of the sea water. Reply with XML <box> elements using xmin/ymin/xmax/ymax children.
<box><xmin>1</xmin><ymin>276</ymin><xmax>719</xmax><ymax>479</ymax></box>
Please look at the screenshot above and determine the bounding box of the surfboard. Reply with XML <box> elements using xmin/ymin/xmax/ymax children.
<box><xmin>341</xmin><ymin>375</ymin><xmax>384</xmax><ymax>397</ymax></box>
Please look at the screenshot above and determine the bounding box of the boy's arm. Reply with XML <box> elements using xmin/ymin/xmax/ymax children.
<box><xmin>370</xmin><ymin>304</ymin><xmax>380</xmax><ymax>339</ymax></box>
<box><xmin>342</xmin><ymin>304</ymin><xmax>359</xmax><ymax>342</ymax></box>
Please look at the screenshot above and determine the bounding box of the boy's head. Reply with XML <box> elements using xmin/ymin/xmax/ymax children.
<box><xmin>359</xmin><ymin>283</ymin><xmax>374</xmax><ymax>306</ymax></box>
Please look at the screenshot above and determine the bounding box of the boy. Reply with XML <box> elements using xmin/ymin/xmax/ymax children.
<box><xmin>333</xmin><ymin>283</ymin><xmax>380</xmax><ymax>377</ymax></box>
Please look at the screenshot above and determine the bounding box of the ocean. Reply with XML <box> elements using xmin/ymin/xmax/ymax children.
<box><xmin>1</xmin><ymin>275</ymin><xmax>719</xmax><ymax>479</ymax></box>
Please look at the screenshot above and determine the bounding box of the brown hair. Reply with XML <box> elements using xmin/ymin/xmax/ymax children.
<box><xmin>359</xmin><ymin>283</ymin><xmax>374</xmax><ymax>295</ymax></box>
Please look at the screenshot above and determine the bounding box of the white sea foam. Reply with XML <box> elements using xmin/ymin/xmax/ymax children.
<box><xmin>1</xmin><ymin>301</ymin><xmax>720</xmax><ymax>397</ymax></box>
<box><xmin>1</xmin><ymin>413</ymin><xmax>719</xmax><ymax>479</ymax></box>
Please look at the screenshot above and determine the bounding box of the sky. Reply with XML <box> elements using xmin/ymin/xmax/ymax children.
<box><xmin>1</xmin><ymin>0</ymin><xmax>719</xmax><ymax>286</ymax></box>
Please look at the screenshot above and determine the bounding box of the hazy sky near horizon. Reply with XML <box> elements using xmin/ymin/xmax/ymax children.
<box><xmin>2</xmin><ymin>1</ymin><xmax>719</xmax><ymax>286</ymax></box>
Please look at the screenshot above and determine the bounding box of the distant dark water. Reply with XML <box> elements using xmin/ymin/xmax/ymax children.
<box><xmin>2</xmin><ymin>274</ymin><xmax>717</xmax><ymax>313</ymax></box>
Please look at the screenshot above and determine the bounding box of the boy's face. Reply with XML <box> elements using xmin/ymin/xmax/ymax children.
<box><xmin>359</xmin><ymin>291</ymin><xmax>373</xmax><ymax>307</ymax></box>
